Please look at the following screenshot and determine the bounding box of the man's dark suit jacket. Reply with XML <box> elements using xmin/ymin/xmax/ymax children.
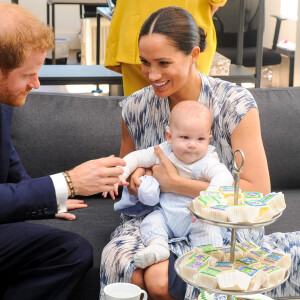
<box><xmin>0</xmin><ymin>104</ymin><xmax>57</xmax><ymax>224</ymax></box>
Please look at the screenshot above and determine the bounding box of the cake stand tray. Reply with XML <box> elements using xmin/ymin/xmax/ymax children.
<box><xmin>174</xmin><ymin>251</ymin><xmax>290</xmax><ymax>297</ymax></box>
<box><xmin>189</xmin><ymin>202</ymin><xmax>282</xmax><ymax>229</ymax></box>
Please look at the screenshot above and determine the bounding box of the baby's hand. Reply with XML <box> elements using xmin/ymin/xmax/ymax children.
<box><xmin>102</xmin><ymin>179</ymin><xmax>129</xmax><ymax>200</ymax></box>
<box><xmin>119</xmin><ymin>179</ymin><xmax>129</xmax><ymax>187</ymax></box>
<box><xmin>102</xmin><ymin>183</ymin><xmax>119</xmax><ymax>200</ymax></box>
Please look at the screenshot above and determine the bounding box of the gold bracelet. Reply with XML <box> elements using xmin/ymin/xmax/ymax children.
<box><xmin>63</xmin><ymin>171</ymin><xmax>76</xmax><ymax>198</ymax></box>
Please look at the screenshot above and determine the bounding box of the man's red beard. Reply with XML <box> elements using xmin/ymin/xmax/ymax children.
<box><xmin>0</xmin><ymin>84</ymin><xmax>32</xmax><ymax>107</ymax></box>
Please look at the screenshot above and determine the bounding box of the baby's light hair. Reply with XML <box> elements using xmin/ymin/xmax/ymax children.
<box><xmin>169</xmin><ymin>101</ymin><xmax>211</xmax><ymax>130</ymax></box>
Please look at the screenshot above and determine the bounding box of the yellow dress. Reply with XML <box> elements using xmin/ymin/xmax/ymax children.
<box><xmin>105</xmin><ymin>0</ymin><xmax>227</xmax><ymax>95</ymax></box>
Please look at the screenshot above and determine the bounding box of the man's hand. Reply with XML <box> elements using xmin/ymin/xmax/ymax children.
<box><xmin>55</xmin><ymin>199</ymin><xmax>87</xmax><ymax>220</ymax></box>
<box><xmin>152</xmin><ymin>145</ymin><xmax>179</xmax><ymax>193</ymax></box>
<box><xmin>68</xmin><ymin>155</ymin><xmax>126</xmax><ymax>196</ymax></box>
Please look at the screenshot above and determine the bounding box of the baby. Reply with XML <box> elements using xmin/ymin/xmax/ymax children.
<box><xmin>106</xmin><ymin>101</ymin><xmax>233</xmax><ymax>268</ymax></box>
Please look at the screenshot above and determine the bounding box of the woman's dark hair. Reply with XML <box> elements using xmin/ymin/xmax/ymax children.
<box><xmin>139</xmin><ymin>6</ymin><xmax>206</xmax><ymax>54</ymax></box>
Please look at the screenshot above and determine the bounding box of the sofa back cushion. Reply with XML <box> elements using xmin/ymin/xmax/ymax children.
<box><xmin>11</xmin><ymin>88</ymin><xmax>300</xmax><ymax>190</ymax></box>
<box><xmin>11</xmin><ymin>92</ymin><xmax>124</xmax><ymax>177</ymax></box>
<box><xmin>251</xmin><ymin>87</ymin><xmax>300</xmax><ymax>190</ymax></box>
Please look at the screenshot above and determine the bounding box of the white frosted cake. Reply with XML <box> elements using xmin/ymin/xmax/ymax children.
<box><xmin>216</xmin><ymin>270</ymin><xmax>251</xmax><ymax>291</ymax></box>
<box><xmin>237</xmin><ymin>266</ymin><xmax>267</xmax><ymax>291</ymax></box>
<box><xmin>234</xmin><ymin>257</ymin><xmax>261</xmax><ymax>269</ymax></box>
<box><xmin>219</xmin><ymin>186</ymin><xmax>243</xmax><ymax>205</ymax></box>
<box><xmin>180</xmin><ymin>259</ymin><xmax>208</xmax><ymax>283</ymax></box>
<box><xmin>227</xmin><ymin>204</ymin><xmax>260</xmax><ymax>223</ymax></box>
<box><xmin>193</xmin><ymin>267</ymin><xmax>221</xmax><ymax>289</ymax></box>
<box><xmin>220</xmin><ymin>246</ymin><xmax>244</xmax><ymax>261</ymax></box>
<box><xmin>192</xmin><ymin>196</ymin><xmax>224</xmax><ymax>217</ymax></box>
<box><xmin>247</xmin><ymin>247</ymin><xmax>272</xmax><ymax>262</ymax></box>
<box><xmin>262</xmin><ymin>251</ymin><xmax>291</xmax><ymax>269</ymax></box>
<box><xmin>236</xmin><ymin>241</ymin><xmax>259</xmax><ymax>256</ymax></box>
<box><xmin>195</xmin><ymin>244</ymin><xmax>224</xmax><ymax>261</ymax></box>
<box><xmin>259</xmin><ymin>264</ymin><xmax>286</xmax><ymax>288</ymax></box>
<box><xmin>243</xmin><ymin>191</ymin><xmax>264</xmax><ymax>201</ymax></box>
<box><xmin>260</xmin><ymin>192</ymin><xmax>286</xmax><ymax>214</ymax></box>
<box><xmin>198</xmin><ymin>291</ymin><xmax>237</xmax><ymax>300</ymax></box>
<box><xmin>214</xmin><ymin>261</ymin><xmax>234</xmax><ymax>271</ymax></box>
<box><xmin>244</xmin><ymin>199</ymin><xmax>274</xmax><ymax>222</ymax></box>
<box><xmin>185</xmin><ymin>252</ymin><xmax>218</xmax><ymax>267</ymax></box>
<box><xmin>204</xmin><ymin>205</ymin><xmax>229</xmax><ymax>222</ymax></box>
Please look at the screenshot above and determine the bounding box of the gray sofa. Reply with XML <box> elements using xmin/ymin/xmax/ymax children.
<box><xmin>10</xmin><ymin>87</ymin><xmax>300</xmax><ymax>299</ymax></box>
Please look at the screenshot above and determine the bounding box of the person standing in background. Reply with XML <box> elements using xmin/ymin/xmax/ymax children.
<box><xmin>104</xmin><ymin>0</ymin><xmax>227</xmax><ymax>96</ymax></box>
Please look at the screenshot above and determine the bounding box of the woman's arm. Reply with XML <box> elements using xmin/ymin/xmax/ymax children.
<box><xmin>231</xmin><ymin>108</ymin><xmax>271</xmax><ymax>195</ymax></box>
<box><xmin>209</xmin><ymin>0</ymin><xmax>227</xmax><ymax>16</ymax></box>
<box><xmin>208</xmin><ymin>0</ymin><xmax>227</xmax><ymax>7</ymax></box>
<box><xmin>152</xmin><ymin>146</ymin><xmax>209</xmax><ymax>198</ymax></box>
<box><xmin>210</xmin><ymin>5</ymin><xmax>219</xmax><ymax>16</ymax></box>
<box><xmin>120</xmin><ymin>119</ymin><xmax>136</xmax><ymax>158</ymax></box>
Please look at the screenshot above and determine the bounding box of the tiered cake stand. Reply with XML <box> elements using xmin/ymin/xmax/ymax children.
<box><xmin>174</xmin><ymin>150</ymin><xmax>290</xmax><ymax>300</ymax></box>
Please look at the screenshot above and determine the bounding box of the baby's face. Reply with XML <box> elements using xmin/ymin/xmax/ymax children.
<box><xmin>167</xmin><ymin>116</ymin><xmax>212</xmax><ymax>164</ymax></box>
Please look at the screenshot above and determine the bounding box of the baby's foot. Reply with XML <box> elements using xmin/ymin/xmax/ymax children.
<box><xmin>134</xmin><ymin>239</ymin><xmax>170</xmax><ymax>269</ymax></box>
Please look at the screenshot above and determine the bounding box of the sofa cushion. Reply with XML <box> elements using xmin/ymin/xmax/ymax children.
<box><xmin>251</xmin><ymin>87</ymin><xmax>300</xmax><ymax>190</ymax></box>
<box><xmin>11</xmin><ymin>92</ymin><xmax>125</xmax><ymax>177</ymax></box>
<box><xmin>12</xmin><ymin>89</ymin><xmax>300</xmax><ymax>190</ymax></box>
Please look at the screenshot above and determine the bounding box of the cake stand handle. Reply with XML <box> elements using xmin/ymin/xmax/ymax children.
<box><xmin>228</xmin><ymin>150</ymin><xmax>245</xmax><ymax>300</ymax></box>
<box><xmin>230</xmin><ymin>150</ymin><xmax>245</xmax><ymax>264</ymax></box>
<box><xmin>233</xmin><ymin>149</ymin><xmax>245</xmax><ymax>205</ymax></box>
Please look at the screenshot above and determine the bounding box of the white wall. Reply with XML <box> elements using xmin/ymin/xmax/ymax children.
<box><xmin>18</xmin><ymin>0</ymin><xmax>47</xmax><ymax>22</ymax></box>
<box><xmin>264</xmin><ymin>0</ymin><xmax>297</xmax><ymax>48</ymax></box>
<box><xmin>0</xmin><ymin>0</ymin><xmax>81</xmax><ymax>49</ymax></box>
<box><xmin>264</xmin><ymin>0</ymin><xmax>299</xmax><ymax>86</ymax></box>
<box><xmin>294</xmin><ymin>2</ymin><xmax>300</xmax><ymax>86</ymax></box>
<box><xmin>46</xmin><ymin>3</ymin><xmax>81</xmax><ymax>49</ymax></box>
<box><xmin>264</xmin><ymin>0</ymin><xmax>281</xmax><ymax>48</ymax></box>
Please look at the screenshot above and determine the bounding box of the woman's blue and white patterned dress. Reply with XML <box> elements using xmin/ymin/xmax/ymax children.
<box><xmin>100</xmin><ymin>73</ymin><xmax>300</xmax><ymax>299</ymax></box>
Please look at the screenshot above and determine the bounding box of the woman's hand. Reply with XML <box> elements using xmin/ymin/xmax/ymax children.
<box><xmin>55</xmin><ymin>199</ymin><xmax>88</xmax><ymax>221</ymax></box>
<box><xmin>152</xmin><ymin>145</ymin><xmax>179</xmax><ymax>193</ymax></box>
<box><xmin>210</xmin><ymin>5</ymin><xmax>219</xmax><ymax>16</ymax></box>
<box><xmin>152</xmin><ymin>146</ymin><xmax>209</xmax><ymax>197</ymax></box>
